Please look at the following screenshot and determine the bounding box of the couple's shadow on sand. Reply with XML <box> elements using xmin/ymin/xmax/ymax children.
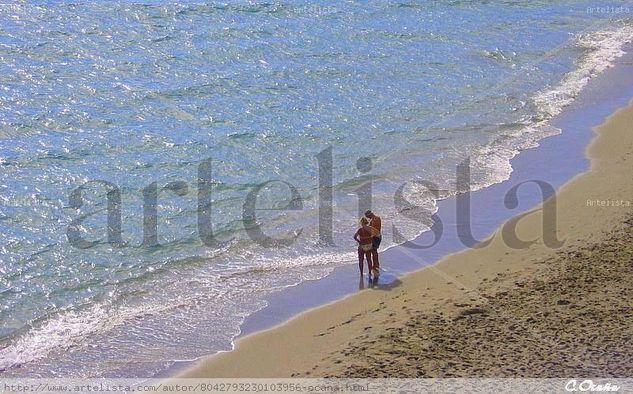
<box><xmin>358</xmin><ymin>271</ymin><xmax>403</xmax><ymax>291</ymax></box>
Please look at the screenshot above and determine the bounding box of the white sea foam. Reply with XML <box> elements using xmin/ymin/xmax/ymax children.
<box><xmin>0</xmin><ymin>297</ymin><xmax>196</xmax><ymax>373</ymax></box>
<box><xmin>535</xmin><ymin>26</ymin><xmax>633</xmax><ymax>118</ymax></box>
<box><xmin>0</xmin><ymin>303</ymin><xmax>115</xmax><ymax>372</ymax></box>
<box><xmin>472</xmin><ymin>24</ymin><xmax>633</xmax><ymax>190</ymax></box>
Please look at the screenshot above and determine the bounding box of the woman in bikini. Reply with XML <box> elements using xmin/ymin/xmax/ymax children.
<box><xmin>353</xmin><ymin>217</ymin><xmax>379</xmax><ymax>277</ymax></box>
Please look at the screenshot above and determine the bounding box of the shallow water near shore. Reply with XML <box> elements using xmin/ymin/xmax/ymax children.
<box><xmin>1</xmin><ymin>1</ymin><xmax>633</xmax><ymax>378</ymax></box>
<box><xmin>169</xmin><ymin>46</ymin><xmax>633</xmax><ymax>377</ymax></box>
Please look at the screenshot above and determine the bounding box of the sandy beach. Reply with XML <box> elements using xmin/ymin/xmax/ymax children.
<box><xmin>178</xmin><ymin>98</ymin><xmax>633</xmax><ymax>379</ymax></box>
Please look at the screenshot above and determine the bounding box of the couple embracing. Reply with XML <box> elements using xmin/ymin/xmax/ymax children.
<box><xmin>353</xmin><ymin>210</ymin><xmax>382</xmax><ymax>278</ymax></box>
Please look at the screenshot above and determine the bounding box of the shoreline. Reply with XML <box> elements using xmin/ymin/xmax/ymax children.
<box><xmin>177</xmin><ymin>84</ymin><xmax>633</xmax><ymax>377</ymax></box>
<box><xmin>210</xmin><ymin>44</ymin><xmax>633</xmax><ymax>343</ymax></box>
<box><xmin>1</xmin><ymin>5</ymin><xmax>632</xmax><ymax>381</ymax></box>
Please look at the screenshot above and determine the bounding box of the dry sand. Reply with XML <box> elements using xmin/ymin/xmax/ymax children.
<box><xmin>179</xmin><ymin>100</ymin><xmax>633</xmax><ymax>378</ymax></box>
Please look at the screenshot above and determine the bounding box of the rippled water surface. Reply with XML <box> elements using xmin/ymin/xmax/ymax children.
<box><xmin>0</xmin><ymin>1</ymin><xmax>632</xmax><ymax>377</ymax></box>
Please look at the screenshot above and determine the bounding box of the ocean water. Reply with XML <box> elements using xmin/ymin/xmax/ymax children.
<box><xmin>0</xmin><ymin>1</ymin><xmax>632</xmax><ymax>377</ymax></box>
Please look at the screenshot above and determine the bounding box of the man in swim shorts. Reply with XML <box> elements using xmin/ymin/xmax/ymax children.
<box><xmin>365</xmin><ymin>210</ymin><xmax>382</xmax><ymax>269</ymax></box>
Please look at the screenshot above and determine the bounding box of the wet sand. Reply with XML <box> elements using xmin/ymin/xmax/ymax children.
<box><xmin>178</xmin><ymin>100</ymin><xmax>633</xmax><ymax>378</ymax></box>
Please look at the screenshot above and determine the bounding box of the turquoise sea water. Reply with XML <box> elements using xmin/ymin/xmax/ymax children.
<box><xmin>0</xmin><ymin>1</ymin><xmax>632</xmax><ymax>377</ymax></box>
